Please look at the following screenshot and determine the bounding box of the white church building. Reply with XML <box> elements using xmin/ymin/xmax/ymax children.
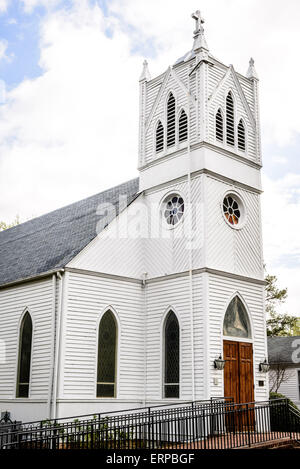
<box><xmin>0</xmin><ymin>11</ymin><xmax>269</xmax><ymax>423</ymax></box>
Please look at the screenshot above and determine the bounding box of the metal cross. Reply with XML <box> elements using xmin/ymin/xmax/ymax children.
<box><xmin>191</xmin><ymin>10</ymin><xmax>204</xmax><ymax>32</ymax></box>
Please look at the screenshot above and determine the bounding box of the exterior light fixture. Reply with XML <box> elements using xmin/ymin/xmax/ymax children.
<box><xmin>259</xmin><ymin>359</ymin><xmax>271</xmax><ymax>373</ymax></box>
<box><xmin>214</xmin><ymin>356</ymin><xmax>226</xmax><ymax>370</ymax></box>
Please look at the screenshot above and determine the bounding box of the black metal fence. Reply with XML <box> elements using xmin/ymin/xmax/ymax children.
<box><xmin>0</xmin><ymin>398</ymin><xmax>299</xmax><ymax>450</ymax></box>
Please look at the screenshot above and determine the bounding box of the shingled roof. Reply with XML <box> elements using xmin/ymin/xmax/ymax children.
<box><xmin>0</xmin><ymin>178</ymin><xmax>139</xmax><ymax>287</ymax></box>
<box><xmin>268</xmin><ymin>336</ymin><xmax>300</xmax><ymax>365</ymax></box>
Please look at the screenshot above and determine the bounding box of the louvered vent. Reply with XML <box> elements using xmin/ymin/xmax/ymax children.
<box><xmin>178</xmin><ymin>110</ymin><xmax>188</xmax><ymax>142</ymax></box>
<box><xmin>167</xmin><ymin>93</ymin><xmax>176</xmax><ymax>147</ymax></box>
<box><xmin>156</xmin><ymin>121</ymin><xmax>164</xmax><ymax>153</ymax></box>
<box><xmin>238</xmin><ymin>119</ymin><xmax>246</xmax><ymax>151</ymax></box>
<box><xmin>226</xmin><ymin>92</ymin><xmax>235</xmax><ymax>146</ymax></box>
<box><xmin>216</xmin><ymin>109</ymin><xmax>223</xmax><ymax>142</ymax></box>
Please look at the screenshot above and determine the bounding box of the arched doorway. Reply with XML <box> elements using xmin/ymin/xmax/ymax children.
<box><xmin>223</xmin><ymin>296</ymin><xmax>254</xmax><ymax>404</ymax></box>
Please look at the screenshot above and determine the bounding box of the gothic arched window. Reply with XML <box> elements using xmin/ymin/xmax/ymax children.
<box><xmin>164</xmin><ymin>311</ymin><xmax>180</xmax><ymax>398</ymax></box>
<box><xmin>167</xmin><ymin>93</ymin><xmax>176</xmax><ymax>148</ymax></box>
<box><xmin>156</xmin><ymin>120</ymin><xmax>164</xmax><ymax>153</ymax></box>
<box><xmin>178</xmin><ymin>109</ymin><xmax>188</xmax><ymax>142</ymax></box>
<box><xmin>216</xmin><ymin>108</ymin><xmax>224</xmax><ymax>142</ymax></box>
<box><xmin>226</xmin><ymin>92</ymin><xmax>235</xmax><ymax>146</ymax></box>
<box><xmin>17</xmin><ymin>311</ymin><xmax>33</xmax><ymax>398</ymax></box>
<box><xmin>238</xmin><ymin>119</ymin><xmax>246</xmax><ymax>151</ymax></box>
<box><xmin>97</xmin><ymin>310</ymin><xmax>117</xmax><ymax>398</ymax></box>
<box><xmin>223</xmin><ymin>296</ymin><xmax>251</xmax><ymax>339</ymax></box>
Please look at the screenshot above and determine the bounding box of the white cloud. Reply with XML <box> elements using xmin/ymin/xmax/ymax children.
<box><xmin>262</xmin><ymin>174</ymin><xmax>300</xmax><ymax>316</ymax></box>
<box><xmin>0</xmin><ymin>39</ymin><xmax>8</xmax><ymax>61</ymax></box>
<box><xmin>21</xmin><ymin>0</ymin><xmax>62</xmax><ymax>13</ymax></box>
<box><xmin>0</xmin><ymin>0</ymin><xmax>9</xmax><ymax>13</ymax></box>
<box><xmin>0</xmin><ymin>0</ymin><xmax>299</xmax><ymax>316</ymax></box>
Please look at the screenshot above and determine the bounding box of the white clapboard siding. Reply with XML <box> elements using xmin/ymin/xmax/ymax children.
<box><xmin>274</xmin><ymin>367</ymin><xmax>300</xmax><ymax>405</ymax></box>
<box><xmin>61</xmin><ymin>272</ymin><xmax>144</xmax><ymax>400</ymax></box>
<box><xmin>145</xmin><ymin>273</ymin><xmax>204</xmax><ymax>402</ymax></box>
<box><xmin>208</xmin><ymin>62</ymin><xmax>257</xmax><ymax>161</ymax></box>
<box><xmin>208</xmin><ymin>273</ymin><xmax>268</xmax><ymax>402</ymax></box>
<box><xmin>0</xmin><ymin>278</ymin><xmax>53</xmax><ymax>399</ymax></box>
<box><xmin>205</xmin><ymin>175</ymin><xmax>263</xmax><ymax>279</ymax></box>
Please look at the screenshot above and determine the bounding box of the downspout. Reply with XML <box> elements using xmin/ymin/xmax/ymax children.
<box><xmin>187</xmin><ymin>71</ymin><xmax>195</xmax><ymax>402</ymax></box>
<box><xmin>142</xmin><ymin>272</ymin><xmax>148</xmax><ymax>407</ymax></box>
<box><xmin>51</xmin><ymin>271</ymin><xmax>64</xmax><ymax>420</ymax></box>
<box><xmin>47</xmin><ymin>274</ymin><xmax>56</xmax><ymax>418</ymax></box>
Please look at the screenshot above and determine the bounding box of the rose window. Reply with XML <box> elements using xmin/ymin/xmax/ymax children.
<box><xmin>223</xmin><ymin>195</ymin><xmax>241</xmax><ymax>226</ymax></box>
<box><xmin>163</xmin><ymin>195</ymin><xmax>185</xmax><ymax>226</ymax></box>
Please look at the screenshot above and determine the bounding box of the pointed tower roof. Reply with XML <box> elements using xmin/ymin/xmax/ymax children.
<box><xmin>246</xmin><ymin>57</ymin><xmax>259</xmax><ymax>80</ymax></box>
<box><xmin>139</xmin><ymin>60</ymin><xmax>151</xmax><ymax>82</ymax></box>
<box><xmin>191</xmin><ymin>10</ymin><xmax>209</xmax><ymax>52</ymax></box>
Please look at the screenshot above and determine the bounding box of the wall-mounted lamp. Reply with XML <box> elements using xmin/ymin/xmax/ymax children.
<box><xmin>259</xmin><ymin>359</ymin><xmax>271</xmax><ymax>373</ymax></box>
<box><xmin>214</xmin><ymin>356</ymin><xmax>226</xmax><ymax>371</ymax></box>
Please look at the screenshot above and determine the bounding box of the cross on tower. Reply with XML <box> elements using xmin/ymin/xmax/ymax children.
<box><xmin>191</xmin><ymin>10</ymin><xmax>204</xmax><ymax>32</ymax></box>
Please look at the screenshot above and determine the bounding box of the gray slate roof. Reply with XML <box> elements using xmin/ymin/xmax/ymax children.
<box><xmin>268</xmin><ymin>336</ymin><xmax>300</xmax><ymax>364</ymax></box>
<box><xmin>0</xmin><ymin>178</ymin><xmax>139</xmax><ymax>287</ymax></box>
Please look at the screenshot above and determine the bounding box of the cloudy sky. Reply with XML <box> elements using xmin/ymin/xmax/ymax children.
<box><xmin>0</xmin><ymin>0</ymin><xmax>299</xmax><ymax>316</ymax></box>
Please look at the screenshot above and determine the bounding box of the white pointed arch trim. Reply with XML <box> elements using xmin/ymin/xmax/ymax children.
<box><xmin>160</xmin><ymin>306</ymin><xmax>181</xmax><ymax>399</ymax></box>
<box><xmin>153</xmin><ymin>118</ymin><xmax>165</xmax><ymax>155</ymax></box>
<box><xmin>95</xmin><ymin>305</ymin><xmax>120</xmax><ymax>399</ymax></box>
<box><xmin>214</xmin><ymin>106</ymin><xmax>225</xmax><ymax>144</ymax></box>
<box><xmin>220</xmin><ymin>291</ymin><xmax>254</xmax><ymax>342</ymax></box>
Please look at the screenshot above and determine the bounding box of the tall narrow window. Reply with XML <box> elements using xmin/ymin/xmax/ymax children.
<box><xmin>216</xmin><ymin>108</ymin><xmax>224</xmax><ymax>142</ymax></box>
<box><xmin>226</xmin><ymin>92</ymin><xmax>235</xmax><ymax>146</ymax></box>
<box><xmin>17</xmin><ymin>311</ymin><xmax>32</xmax><ymax>398</ymax></box>
<box><xmin>164</xmin><ymin>311</ymin><xmax>179</xmax><ymax>398</ymax></box>
<box><xmin>97</xmin><ymin>310</ymin><xmax>117</xmax><ymax>398</ymax></box>
<box><xmin>178</xmin><ymin>109</ymin><xmax>188</xmax><ymax>142</ymax></box>
<box><xmin>156</xmin><ymin>120</ymin><xmax>164</xmax><ymax>153</ymax></box>
<box><xmin>167</xmin><ymin>93</ymin><xmax>176</xmax><ymax>147</ymax></box>
<box><xmin>238</xmin><ymin>119</ymin><xmax>246</xmax><ymax>151</ymax></box>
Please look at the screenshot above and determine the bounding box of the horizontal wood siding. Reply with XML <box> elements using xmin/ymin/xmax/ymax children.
<box><xmin>273</xmin><ymin>367</ymin><xmax>300</xmax><ymax>404</ymax></box>
<box><xmin>208</xmin><ymin>273</ymin><xmax>268</xmax><ymax>401</ymax></box>
<box><xmin>61</xmin><ymin>272</ymin><xmax>144</xmax><ymax>400</ymax></box>
<box><xmin>145</xmin><ymin>273</ymin><xmax>204</xmax><ymax>401</ymax></box>
<box><xmin>0</xmin><ymin>278</ymin><xmax>53</xmax><ymax>399</ymax></box>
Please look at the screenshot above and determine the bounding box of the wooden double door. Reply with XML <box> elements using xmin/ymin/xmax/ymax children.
<box><xmin>223</xmin><ymin>340</ymin><xmax>254</xmax><ymax>404</ymax></box>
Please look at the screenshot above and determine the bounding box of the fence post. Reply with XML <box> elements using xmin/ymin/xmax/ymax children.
<box><xmin>285</xmin><ymin>399</ymin><xmax>292</xmax><ymax>440</ymax></box>
<box><xmin>246</xmin><ymin>404</ymin><xmax>251</xmax><ymax>448</ymax></box>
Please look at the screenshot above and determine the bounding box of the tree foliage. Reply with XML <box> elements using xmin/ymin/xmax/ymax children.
<box><xmin>266</xmin><ymin>273</ymin><xmax>300</xmax><ymax>336</ymax></box>
<box><xmin>0</xmin><ymin>216</ymin><xmax>20</xmax><ymax>231</ymax></box>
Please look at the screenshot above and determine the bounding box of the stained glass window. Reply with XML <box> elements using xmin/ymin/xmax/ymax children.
<box><xmin>163</xmin><ymin>195</ymin><xmax>184</xmax><ymax>226</ymax></box>
<box><xmin>223</xmin><ymin>296</ymin><xmax>251</xmax><ymax>339</ymax></box>
<box><xmin>17</xmin><ymin>311</ymin><xmax>32</xmax><ymax>398</ymax></box>
<box><xmin>223</xmin><ymin>194</ymin><xmax>242</xmax><ymax>226</ymax></box>
<box><xmin>97</xmin><ymin>311</ymin><xmax>117</xmax><ymax>398</ymax></box>
<box><xmin>164</xmin><ymin>311</ymin><xmax>180</xmax><ymax>398</ymax></box>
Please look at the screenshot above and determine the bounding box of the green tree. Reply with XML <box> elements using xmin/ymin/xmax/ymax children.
<box><xmin>0</xmin><ymin>216</ymin><xmax>20</xmax><ymax>231</ymax></box>
<box><xmin>265</xmin><ymin>273</ymin><xmax>299</xmax><ymax>336</ymax></box>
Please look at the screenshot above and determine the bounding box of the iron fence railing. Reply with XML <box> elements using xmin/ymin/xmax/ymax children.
<box><xmin>0</xmin><ymin>398</ymin><xmax>299</xmax><ymax>449</ymax></box>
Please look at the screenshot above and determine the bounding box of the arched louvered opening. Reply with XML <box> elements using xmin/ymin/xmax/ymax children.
<box><xmin>238</xmin><ymin>119</ymin><xmax>246</xmax><ymax>151</ymax></box>
<box><xmin>223</xmin><ymin>296</ymin><xmax>251</xmax><ymax>339</ymax></box>
<box><xmin>17</xmin><ymin>311</ymin><xmax>32</xmax><ymax>398</ymax></box>
<box><xmin>167</xmin><ymin>93</ymin><xmax>176</xmax><ymax>148</ymax></box>
<box><xmin>226</xmin><ymin>92</ymin><xmax>235</xmax><ymax>146</ymax></box>
<box><xmin>164</xmin><ymin>311</ymin><xmax>180</xmax><ymax>398</ymax></box>
<box><xmin>178</xmin><ymin>109</ymin><xmax>188</xmax><ymax>142</ymax></box>
<box><xmin>216</xmin><ymin>108</ymin><xmax>224</xmax><ymax>142</ymax></box>
<box><xmin>97</xmin><ymin>310</ymin><xmax>117</xmax><ymax>398</ymax></box>
<box><xmin>156</xmin><ymin>120</ymin><xmax>164</xmax><ymax>153</ymax></box>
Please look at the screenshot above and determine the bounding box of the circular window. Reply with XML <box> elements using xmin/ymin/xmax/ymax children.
<box><xmin>223</xmin><ymin>194</ymin><xmax>243</xmax><ymax>227</ymax></box>
<box><xmin>162</xmin><ymin>194</ymin><xmax>185</xmax><ymax>227</ymax></box>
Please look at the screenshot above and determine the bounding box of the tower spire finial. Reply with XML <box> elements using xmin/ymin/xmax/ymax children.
<box><xmin>139</xmin><ymin>59</ymin><xmax>151</xmax><ymax>82</ymax></box>
<box><xmin>191</xmin><ymin>10</ymin><xmax>208</xmax><ymax>52</ymax></box>
<box><xmin>246</xmin><ymin>57</ymin><xmax>258</xmax><ymax>80</ymax></box>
